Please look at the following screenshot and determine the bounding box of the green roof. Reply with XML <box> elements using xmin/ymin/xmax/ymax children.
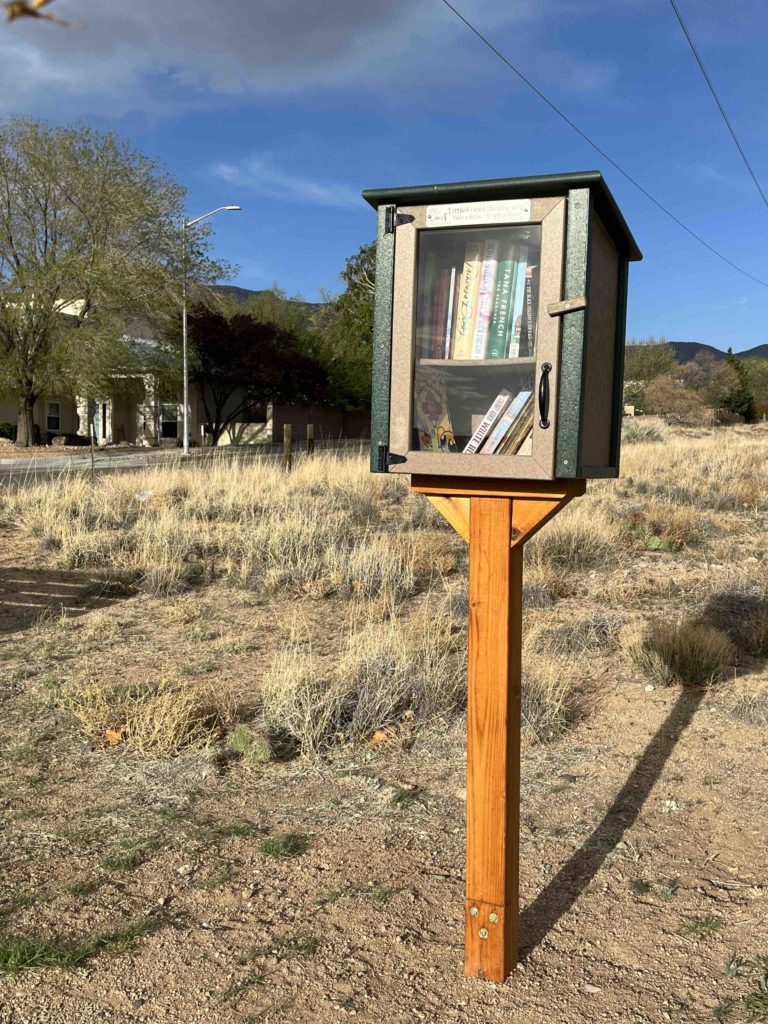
<box><xmin>362</xmin><ymin>170</ymin><xmax>642</xmax><ymax>262</ymax></box>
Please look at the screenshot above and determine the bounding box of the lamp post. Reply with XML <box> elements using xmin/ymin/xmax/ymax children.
<box><xmin>181</xmin><ymin>205</ymin><xmax>241</xmax><ymax>455</ymax></box>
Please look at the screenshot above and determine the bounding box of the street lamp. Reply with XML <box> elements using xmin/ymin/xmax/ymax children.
<box><xmin>181</xmin><ymin>205</ymin><xmax>241</xmax><ymax>455</ymax></box>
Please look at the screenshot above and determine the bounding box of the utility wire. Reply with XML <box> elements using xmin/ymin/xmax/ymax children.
<box><xmin>668</xmin><ymin>0</ymin><xmax>768</xmax><ymax>210</ymax></box>
<box><xmin>438</xmin><ymin>0</ymin><xmax>768</xmax><ymax>288</ymax></box>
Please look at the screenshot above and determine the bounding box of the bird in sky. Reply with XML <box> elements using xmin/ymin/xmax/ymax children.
<box><xmin>4</xmin><ymin>0</ymin><xmax>80</xmax><ymax>28</ymax></box>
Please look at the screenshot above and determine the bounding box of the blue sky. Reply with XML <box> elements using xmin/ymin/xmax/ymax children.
<box><xmin>2</xmin><ymin>0</ymin><xmax>767</xmax><ymax>351</ymax></box>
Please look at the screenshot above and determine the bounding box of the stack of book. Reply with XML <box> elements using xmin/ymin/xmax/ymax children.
<box><xmin>418</xmin><ymin>236</ymin><xmax>538</xmax><ymax>361</ymax></box>
<box><xmin>462</xmin><ymin>387</ymin><xmax>534</xmax><ymax>456</ymax></box>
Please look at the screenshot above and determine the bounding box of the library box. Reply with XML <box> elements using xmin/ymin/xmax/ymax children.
<box><xmin>363</xmin><ymin>172</ymin><xmax>642</xmax><ymax>480</ymax></box>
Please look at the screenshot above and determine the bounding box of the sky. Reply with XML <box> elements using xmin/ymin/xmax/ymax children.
<box><xmin>1</xmin><ymin>0</ymin><xmax>767</xmax><ymax>351</ymax></box>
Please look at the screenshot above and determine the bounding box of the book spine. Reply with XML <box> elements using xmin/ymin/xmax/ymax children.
<box><xmin>486</xmin><ymin>254</ymin><xmax>516</xmax><ymax>360</ymax></box>
<box><xmin>507</xmin><ymin>248</ymin><xmax>528</xmax><ymax>358</ymax></box>
<box><xmin>496</xmin><ymin>394</ymin><xmax>534</xmax><ymax>455</ymax></box>
<box><xmin>452</xmin><ymin>240</ymin><xmax>483</xmax><ymax>359</ymax></box>
<box><xmin>462</xmin><ymin>388</ymin><xmax>512</xmax><ymax>454</ymax></box>
<box><xmin>416</xmin><ymin>251</ymin><xmax>438</xmax><ymax>358</ymax></box>
<box><xmin>431</xmin><ymin>268</ymin><xmax>451</xmax><ymax>358</ymax></box>
<box><xmin>520</xmin><ymin>265</ymin><xmax>539</xmax><ymax>358</ymax></box>
<box><xmin>481</xmin><ymin>389</ymin><xmax>532</xmax><ymax>454</ymax></box>
<box><xmin>471</xmin><ymin>239</ymin><xmax>500</xmax><ymax>359</ymax></box>
<box><xmin>444</xmin><ymin>266</ymin><xmax>457</xmax><ymax>359</ymax></box>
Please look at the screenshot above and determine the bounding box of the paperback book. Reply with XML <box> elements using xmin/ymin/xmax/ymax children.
<box><xmin>481</xmin><ymin>389</ymin><xmax>533</xmax><ymax>455</ymax></box>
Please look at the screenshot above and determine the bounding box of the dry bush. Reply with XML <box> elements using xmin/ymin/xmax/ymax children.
<box><xmin>620</xmin><ymin>618</ymin><xmax>734</xmax><ymax>687</ymax></box>
<box><xmin>699</xmin><ymin>589</ymin><xmax>768</xmax><ymax>658</ymax></box>
<box><xmin>621</xmin><ymin>419</ymin><xmax>667</xmax><ymax>445</ymax></box>
<box><xmin>727</xmin><ymin>679</ymin><xmax>768</xmax><ymax>726</ymax></box>
<box><xmin>623</xmin><ymin>499</ymin><xmax>711</xmax><ymax>551</ymax></box>
<box><xmin>61</xmin><ymin>674</ymin><xmax>252</xmax><ymax>757</ymax></box>
<box><xmin>259</xmin><ymin>602</ymin><xmax>465</xmax><ymax>755</ymax></box>
<box><xmin>527</xmin><ymin>501</ymin><xmax>627</xmax><ymax>571</ymax></box>
<box><xmin>521</xmin><ymin>658</ymin><xmax>584</xmax><ymax>744</ymax></box>
<box><xmin>525</xmin><ymin>611</ymin><xmax>623</xmax><ymax>657</ymax></box>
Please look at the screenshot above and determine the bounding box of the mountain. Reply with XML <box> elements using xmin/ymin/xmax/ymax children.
<box><xmin>216</xmin><ymin>285</ymin><xmax>327</xmax><ymax>313</ymax></box>
<box><xmin>668</xmin><ymin>341</ymin><xmax>768</xmax><ymax>363</ymax></box>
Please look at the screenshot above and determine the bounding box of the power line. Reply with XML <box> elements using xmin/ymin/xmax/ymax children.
<box><xmin>668</xmin><ymin>0</ymin><xmax>768</xmax><ymax>210</ymax></box>
<box><xmin>438</xmin><ymin>0</ymin><xmax>768</xmax><ymax>289</ymax></box>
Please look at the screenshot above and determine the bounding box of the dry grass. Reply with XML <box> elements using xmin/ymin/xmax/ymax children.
<box><xmin>260</xmin><ymin>601</ymin><xmax>465</xmax><ymax>755</ymax></box>
<box><xmin>61</xmin><ymin>674</ymin><xmax>251</xmax><ymax>757</ymax></box>
<box><xmin>620</xmin><ymin>618</ymin><xmax>735</xmax><ymax>687</ymax></box>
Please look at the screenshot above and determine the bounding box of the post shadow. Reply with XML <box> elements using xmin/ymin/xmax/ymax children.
<box><xmin>520</xmin><ymin>685</ymin><xmax>705</xmax><ymax>959</ymax></box>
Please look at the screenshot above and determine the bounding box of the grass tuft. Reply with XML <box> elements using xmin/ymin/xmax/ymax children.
<box><xmin>621</xmin><ymin>618</ymin><xmax>734</xmax><ymax>687</ymax></box>
<box><xmin>0</xmin><ymin>919</ymin><xmax>153</xmax><ymax>976</ymax></box>
<box><xmin>259</xmin><ymin>833</ymin><xmax>309</xmax><ymax>859</ymax></box>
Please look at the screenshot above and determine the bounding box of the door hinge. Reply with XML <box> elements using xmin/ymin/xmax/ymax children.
<box><xmin>376</xmin><ymin>443</ymin><xmax>407</xmax><ymax>471</ymax></box>
<box><xmin>384</xmin><ymin>205</ymin><xmax>415</xmax><ymax>234</ymax></box>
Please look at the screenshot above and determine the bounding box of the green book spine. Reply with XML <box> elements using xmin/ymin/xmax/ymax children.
<box><xmin>486</xmin><ymin>253</ymin><xmax>516</xmax><ymax>359</ymax></box>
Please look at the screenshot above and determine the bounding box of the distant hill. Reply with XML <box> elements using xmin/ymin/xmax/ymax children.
<box><xmin>667</xmin><ymin>341</ymin><xmax>768</xmax><ymax>363</ymax></box>
<box><xmin>216</xmin><ymin>285</ymin><xmax>326</xmax><ymax>312</ymax></box>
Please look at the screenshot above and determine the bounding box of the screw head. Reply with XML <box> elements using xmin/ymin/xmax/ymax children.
<box><xmin>469</xmin><ymin>906</ymin><xmax>479</xmax><ymax>917</ymax></box>
<box><xmin>489</xmin><ymin>912</ymin><xmax>498</xmax><ymax>924</ymax></box>
<box><xmin>479</xmin><ymin>928</ymin><xmax>489</xmax><ymax>940</ymax></box>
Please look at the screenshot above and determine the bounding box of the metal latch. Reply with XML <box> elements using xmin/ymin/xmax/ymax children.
<box><xmin>384</xmin><ymin>205</ymin><xmax>415</xmax><ymax>234</ymax></box>
<box><xmin>547</xmin><ymin>295</ymin><xmax>587</xmax><ymax>317</ymax></box>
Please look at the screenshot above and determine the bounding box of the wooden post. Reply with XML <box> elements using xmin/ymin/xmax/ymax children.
<box><xmin>410</xmin><ymin>475</ymin><xmax>586</xmax><ymax>983</ymax></box>
<box><xmin>306</xmin><ymin>423</ymin><xmax>314</xmax><ymax>456</ymax></box>
<box><xmin>283</xmin><ymin>423</ymin><xmax>292</xmax><ymax>472</ymax></box>
<box><xmin>465</xmin><ymin>496</ymin><xmax>522</xmax><ymax>982</ymax></box>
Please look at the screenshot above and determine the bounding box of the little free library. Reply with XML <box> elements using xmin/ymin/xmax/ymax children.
<box><xmin>363</xmin><ymin>171</ymin><xmax>642</xmax><ymax>982</ymax></box>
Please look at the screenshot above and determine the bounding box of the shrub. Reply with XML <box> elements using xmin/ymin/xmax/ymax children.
<box><xmin>0</xmin><ymin>420</ymin><xmax>14</xmax><ymax>440</ymax></box>
<box><xmin>621</xmin><ymin>419</ymin><xmax>666</xmax><ymax>445</ymax></box>
<box><xmin>620</xmin><ymin>618</ymin><xmax>734</xmax><ymax>687</ymax></box>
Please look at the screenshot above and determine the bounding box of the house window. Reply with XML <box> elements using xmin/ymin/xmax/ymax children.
<box><xmin>47</xmin><ymin>402</ymin><xmax>61</xmax><ymax>433</ymax></box>
<box><xmin>161</xmin><ymin>403</ymin><xmax>179</xmax><ymax>439</ymax></box>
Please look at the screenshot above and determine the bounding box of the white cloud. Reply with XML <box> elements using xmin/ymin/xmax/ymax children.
<box><xmin>211</xmin><ymin>155</ymin><xmax>359</xmax><ymax>208</ymax></box>
<box><xmin>0</xmin><ymin>0</ymin><xmax>618</xmax><ymax>117</ymax></box>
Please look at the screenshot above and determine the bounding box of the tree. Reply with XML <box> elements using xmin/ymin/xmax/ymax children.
<box><xmin>623</xmin><ymin>336</ymin><xmax>677</xmax><ymax>384</ymax></box>
<box><xmin>0</xmin><ymin>119</ymin><xmax>227</xmax><ymax>446</ymax></box>
<box><xmin>644</xmin><ymin>373</ymin><xmax>712</xmax><ymax>426</ymax></box>
<box><xmin>188</xmin><ymin>308</ymin><xmax>327</xmax><ymax>445</ymax></box>
<box><xmin>721</xmin><ymin>348</ymin><xmax>755</xmax><ymax>421</ymax></box>
<box><xmin>314</xmin><ymin>241</ymin><xmax>375</xmax><ymax>409</ymax></box>
<box><xmin>744</xmin><ymin>358</ymin><xmax>768</xmax><ymax>417</ymax></box>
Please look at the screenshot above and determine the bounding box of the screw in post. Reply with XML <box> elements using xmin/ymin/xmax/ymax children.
<box><xmin>489</xmin><ymin>913</ymin><xmax>498</xmax><ymax>924</ymax></box>
<box><xmin>479</xmin><ymin>928</ymin><xmax>489</xmax><ymax>940</ymax></box>
<box><xmin>469</xmin><ymin>906</ymin><xmax>479</xmax><ymax>917</ymax></box>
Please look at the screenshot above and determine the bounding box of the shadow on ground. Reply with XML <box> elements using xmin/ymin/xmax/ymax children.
<box><xmin>0</xmin><ymin>567</ymin><xmax>129</xmax><ymax>636</ymax></box>
<box><xmin>520</xmin><ymin>686</ymin><xmax>705</xmax><ymax>958</ymax></box>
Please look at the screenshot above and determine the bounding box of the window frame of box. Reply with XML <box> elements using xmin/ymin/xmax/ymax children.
<box><xmin>387</xmin><ymin>197</ymin><xmax>566</xmax><ymax>480</ymax></box>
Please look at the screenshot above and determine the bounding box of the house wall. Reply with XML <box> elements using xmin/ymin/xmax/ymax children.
<box><xmin>0</xmin><ymin>395</ymin><xmax>78</xmax><ymax>440</ymax></box>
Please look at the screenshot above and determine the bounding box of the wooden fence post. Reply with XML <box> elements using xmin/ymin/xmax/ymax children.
<box><xmin>283</xmin><ymin>423</ymin><xmax>293</xmax><ymax>472</ymax></box>
<box><xmin>306</xmin><ymin>423</ymin><xmax>314</xmax><ymax>456</ymax></box>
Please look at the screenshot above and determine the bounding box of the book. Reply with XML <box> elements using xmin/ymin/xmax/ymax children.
<box><xmin>518</xmin><ymin>265</ymin><xmax>539</xmax><ymax>358</ymax></box>
<box><xmin>462</xmin><ymin>388</ymin><xmax>512</xmax><ymax>454</ymax></box>
<box><xmin>486</xmin><ymin>248</ymin><xmax>516</xmax><ymax>360</ymax></box>
<box><xmin>507</xmin><ymin>247</ymin><xmax>528</xmax><ymax>358</ymax></box>
<box><xmin>471</xmin><ymin>239</ymin><xmax>500</xmax><ymax>359</ymax></box>
<box><xmin>496</xmin><ymin>393</ymin><xmax>534</xmax><ymax>455</ymax></box>
<box><xmin>430</xmin><ymin>267</ymin><xmax>451</xmax><ymax>358</ymax></box>
<box><xmin>480</xmin><ymin>389</ymin><xmax>532</xmax><ymax>454</ymax></box>
<box><xmin>443</xmin><ymin>266</ymin><xmax>458</xmax><ymax>359</ymax></box>
<box><xmin>452</xmin><ymin>239</ymin><xmax>483</xmax><ymax>359</ymax></box>
<box><xmin>416</xmin><ymin>251</ymin><xmax>438</xmax><ymax>359</ymax></box>
<box><xmin>413</xmin><ymin>368</ymin><xmax>455</xmax><ymax>452</ymax></box>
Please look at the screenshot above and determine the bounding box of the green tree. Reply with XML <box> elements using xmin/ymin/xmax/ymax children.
<box><xmin>314</xmin><ymin>241</ymin><xmax>375</xmax><ymax>409</ymax></box>
<box><xmin>0</xmin><ymin>119</ymin><xmax>228</xmax><ymax>446</ymax></box>
<box><xmin>744</xmin><ymin>358</ymin><xmax>768</xmax><ymax>416</ymax></box>
<box><xmin>721</xmin><ymin>348</ymin><xmax>755</xmax><ymax>421</ymax></box>
<box><xmin>623</xmin><ymin>336</ymin><xmax>677</xmax><ymax>384</ymax></box>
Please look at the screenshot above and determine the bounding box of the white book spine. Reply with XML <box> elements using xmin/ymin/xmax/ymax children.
<box><xmin>444</xmin><ymin>266</ymin><xmax>457</xmax><ymax>359</ymax></box>
<box><xmin>481</xmin><ymin>389</ymin><xmax>532</xmax><ymax>454</ymax></box>
<box><xmin>507</xmin><ymin>248</ymin><xmax>528</xmax><ymax>358</ymax></box>
<box><xmin>471</xmin><ymin>239</ymin><xmax>500</xmax><ymax>360</ymax></box>
<box><xmin>462</xmin><ymin>388</ymin><xmax>512</xmax><ymax>454</ymax></box>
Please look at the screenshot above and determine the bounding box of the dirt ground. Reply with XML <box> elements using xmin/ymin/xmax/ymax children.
<box><xmin>1</xmin><ymin>513</ymin><xmax>766</xmax><ymax>1024</ymax></box>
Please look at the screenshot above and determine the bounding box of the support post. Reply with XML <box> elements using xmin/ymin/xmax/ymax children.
<box><xmin>411</xmin><ymin>476</ymin><xmax>585</xmax><ymax>983</ymax></box>
<box><xmin>465</xmin><ymin>496</ymin><xmax>521</xmax><ymax>982</ymax></box>
<box><xmin>306</xmin><ymin>423</ymin><xmax>314</xmax><ymax>456</ymax></box>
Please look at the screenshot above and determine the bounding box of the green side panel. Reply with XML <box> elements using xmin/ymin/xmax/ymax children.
<box><xmin>370</xmin><ymin>205</ymin><xmax>395</xmax><ymax>473</ymax></box>
<box><xmin>555</xmin><ymin>189</ymin><xmax>592</xmax><ymax>479</ymax></box>
<box><xmin>609</xmin><ymin>258</ymin><xmax>630</xmax><ymax>475</ymax></box>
